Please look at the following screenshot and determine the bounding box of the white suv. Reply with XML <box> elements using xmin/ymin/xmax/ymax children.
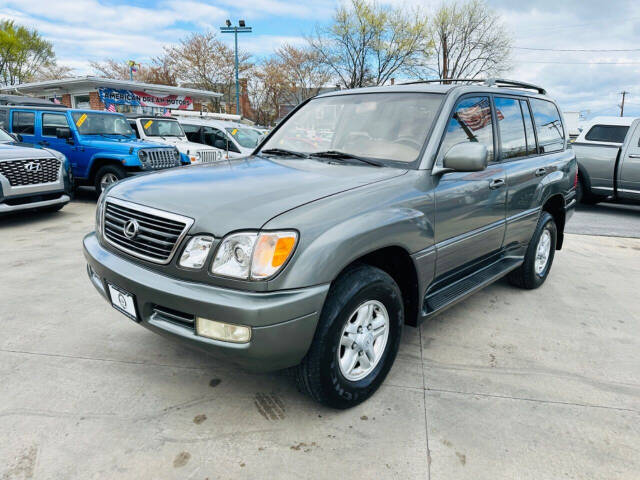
<box><xmin>128</xmin><ymin>116</ymin><xmax>224</xmax><ymax>164</ymax></box>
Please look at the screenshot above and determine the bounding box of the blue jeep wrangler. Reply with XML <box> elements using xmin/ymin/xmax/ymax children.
<box><xmin>0</xmin><ymin>106</ymin><xmax>184</xmax><ymax>194</ymax></box>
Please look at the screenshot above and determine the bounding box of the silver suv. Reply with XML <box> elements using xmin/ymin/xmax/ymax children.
<box><xmin>0</xmin><ymin>128</ymin><xmax>72</xmax><ymax>214</ymax></box>
<box><xmin>84</xmin><ymin>79</ymin><xmax>577</xmax><ymax>408</ymax></box>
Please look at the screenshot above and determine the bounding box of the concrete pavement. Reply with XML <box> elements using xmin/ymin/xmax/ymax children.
<box><xmin>1</xmin><ymin>199</ymin><xmax>638</xmax><ymax>479</ymax></box>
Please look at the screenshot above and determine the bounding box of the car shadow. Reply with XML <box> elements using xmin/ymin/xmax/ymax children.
<box><xmin>576</xmin><ymin>201</ymin><xmax>640</xmax><ymax>216</ymax></box>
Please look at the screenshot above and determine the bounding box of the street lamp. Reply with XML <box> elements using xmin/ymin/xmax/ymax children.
<box><xmin>220</xmin><ymin>19</ymin><xmax>252</xmax><ymax>115</ymax></box>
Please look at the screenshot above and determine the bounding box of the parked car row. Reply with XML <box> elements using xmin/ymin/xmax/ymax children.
<box><xmin>0</xmin><ymin>103</ymin><xmax>267</xmax><ymax>215</ymax></box>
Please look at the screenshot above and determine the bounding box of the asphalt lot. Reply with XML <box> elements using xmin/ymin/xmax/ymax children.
<box><xmin>567</xmin><ymin>201</ymin><xmax>640</xmax><ymax>238</ymax></box>
<box><xmin>1</xmin><ymin>195</ymin><xmax>639</xmax><ymax>480</ymax></box>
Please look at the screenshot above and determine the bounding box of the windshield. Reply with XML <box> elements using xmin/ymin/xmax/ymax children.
<box><xmin>0</xmin><ymin>128</ymin><xmax>14</xmax><ymax>142</ymax></box>
<box><xmin>226</xmin><ymin>127</ymin><xmax>261</xmax><ymax>148</ymax></box>
<box><xmin>142</xmin><ymin>119</ymin><xmax>185</xmax><ymax>137</ymax></box>
<box><xmin>71</xmin><ymin>112</ymin><xmax>135</xmax><ymax>136</ymax></box>
<box><xmin>260</xmin><ymin>92</ymin><xmax>443</xmax><ymax>165</ymax></box>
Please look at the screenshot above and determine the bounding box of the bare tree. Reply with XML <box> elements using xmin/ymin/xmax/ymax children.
<box><xmin>430</xmin><ymin>0</ymin><xmax>511</xmax><ymax>80</ymax></box>
<box><xmin>33</xmin><ymin>62</ymin><xmax>74</xmax><ymax>81</ymax></box>
<box><xmin>89</xmin><ymin>58</ymin><xmax>177</xmax><ymax>85</ymax></box>
<box><xmin>248</xmin><ymin>58</ymin><xmax>290</xmax><ymax>126</ymax></box>
<box><xmin>275</xmin><ymin>44</ymin><xmax>331</xmax><ymax>105</ymax></box>
<box><xmin>162</xmin><ymin>32</ymin><xmax>252</xmax><ymax>105</ymax></box>
<box><xmin>308</xmin><ymin>0</ymin><xmax>430</xmax><ymax>88</ymax></box>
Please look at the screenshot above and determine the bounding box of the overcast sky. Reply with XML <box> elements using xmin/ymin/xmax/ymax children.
<box><xmin>1</xmin><ymin>0</ymin><xmax>639</xmax><ymax>118</ymax></box>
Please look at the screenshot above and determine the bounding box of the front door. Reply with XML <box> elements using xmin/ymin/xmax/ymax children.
<box><xmin>619</xmin><ymin>119</ymin><xmax>640</xmax><ymax>200</ymax></box>
<box><xmin>433</xmin><ymin>95</ymin><xmax>507</xmax><ymax>278</ymax></box>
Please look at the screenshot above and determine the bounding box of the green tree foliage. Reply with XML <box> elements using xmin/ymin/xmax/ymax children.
<box><xmin>0</xmin><ymin>20</ymin><xmax>55</xmax><ymax>85</ymax></box>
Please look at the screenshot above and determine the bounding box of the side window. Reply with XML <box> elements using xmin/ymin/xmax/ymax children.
<box><xmin>494</xmin><ymin>97</ymin><xmax>527</xmax><ymax>160</ymax></box>
<box><xmin>182</xmin><ymin>124</ymin><xmax>200</xmax><ymax>143</ymax></box>
<box><xmin>530</xmin><ymin>99</ymin><xmax>564</xmax><ymax>153</ymax></box>
<box><xmin>441</xmin><ymin>96</ymin><xmax>494</xmax><ymax>163</ymax></box>
<box><xmin>129</xmin><ymin>122</ymin><xmax>140</xmax><ymax>138</ymax></box>
<box><xmin>42</xmin><ymin>113</ymin><xmax>69</xmax><ymax>137</ymax></box>
<box><xmin>0</xmin><ymin>109</ymin><xmax>7</xmax><ymax>129</ymax></box>
<box><xmin>520</xmin><ymin>100</ymin><xmax>537</xmax><ymax>155</ymax></box>
<box><xmin>12</xmin><ymin>111</ymin><xmax>35</xmax><ymax>134</ymax></box>
<box><xmin>584</xmin><ymin>125</ymin><xmax>629</xmax><ymax>143</ymax></box>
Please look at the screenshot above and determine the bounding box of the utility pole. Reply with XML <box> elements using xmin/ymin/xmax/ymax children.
<box><xmin>619</xmin><ymin>91</ymin><xmax>629</xmax><ymax>117</ymax></box>
<box><xmin>220</xmin><ymin>20</ymin><xmax>252</xmax><ymax>116</ymax></box>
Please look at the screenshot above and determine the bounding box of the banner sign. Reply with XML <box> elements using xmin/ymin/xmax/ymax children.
<box><xmin>98</xmin><ymin>87</ymin><xmax>193</xmax><ymax>110</ymax></box>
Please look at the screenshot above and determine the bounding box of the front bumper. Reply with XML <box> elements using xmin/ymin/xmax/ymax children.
<box><xmin>83</xmin><ymin>232</ymin><xmax>329</xmax><ymax>371</ymax></box>
<box><xmin>0</xmin><ymin>192</ymin><xmax>70</xmax><ymax>213</ymax></box>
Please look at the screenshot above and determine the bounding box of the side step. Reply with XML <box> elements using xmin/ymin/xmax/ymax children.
<box><xmin>422</xmin><ymin>257</ymin><xmax>522</xmax><ymax>318</ymax></box>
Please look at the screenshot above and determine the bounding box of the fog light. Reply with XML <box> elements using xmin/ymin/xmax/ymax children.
<box><xmin>196</xmin><ymin>317</ymin><xmax>251</xmax><ymax>343</ymax></box>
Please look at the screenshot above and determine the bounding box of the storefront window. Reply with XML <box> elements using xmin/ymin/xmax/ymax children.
<box><xmin>74</xmin><ymin>95</ymin><xmax>91</xmax><ymax>109</ymax></box>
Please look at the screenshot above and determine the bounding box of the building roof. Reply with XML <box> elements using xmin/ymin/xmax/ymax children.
<box><xmin>0</xmin><ymin>76</ymin><xmax>222</xmax><ymax>101</ymax></box>
<box><xmin>0</xmin><ymin>94</ymin><xmax>67</xmax><ymax>107</ymax></box>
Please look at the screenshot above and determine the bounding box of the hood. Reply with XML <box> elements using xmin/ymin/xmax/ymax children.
<box><xmin>79</xmin><ymin>136</ymin><xmax>171</xmax><ymax>151</ymax></box>
<box><xmin>148</xmin><ymin>137</ymin><xmax>218</xmax><ymax>153</ymax></box>
<box><xmin>108</xmin><ymin>154</ymin><xmax>407</xmax><ymax>236</ymax></box>
<box><xmin>0</xmin><ymin>142</ymin><xmax>59</xmax><ymax>159</ymax></box>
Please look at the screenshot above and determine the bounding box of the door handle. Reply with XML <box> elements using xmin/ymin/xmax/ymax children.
<box><xmin>489</xmin><ymin>178</ymin><xmax>505</xmax><ymax>190</ymax></box>
<box><xmin>629</xmin><ymin>154</ymin><xmax>640</xmax><ymax>159</ymax></box>
<box><xmin>38</xmin><ymin>140</ymin><xmax>49</xmax><ymax>146</ymax></box>
<box><xmin>535</xmin><ymin>167</ymin><xmax>546</xmax><ymax>177</ymax></box>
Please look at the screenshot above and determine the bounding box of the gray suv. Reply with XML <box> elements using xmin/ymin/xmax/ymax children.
<box><xmin>84</xmin><ymin>79</ymin><xmax>577</xmax><ymax>408</ymax></box>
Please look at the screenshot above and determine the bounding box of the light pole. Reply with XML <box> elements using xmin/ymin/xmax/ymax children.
<box><xmin>220</xmin><ymin>19</ymin><xmax>252</xmax><ymax>115</ymax></box>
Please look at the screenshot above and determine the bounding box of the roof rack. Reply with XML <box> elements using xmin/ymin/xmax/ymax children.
<box><xmin>399</xmin><ymin>77</ymin><xmax>547</xmax><ymax>95</ymax></box>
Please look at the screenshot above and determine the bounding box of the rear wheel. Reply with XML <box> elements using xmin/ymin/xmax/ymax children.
<box><xmin>94</xmin><ymin>164</ymin><xmax>126</xmax><ymax>195</ymax></box>
<box><xmin>508</xmin><ymin>211</ymin><xmax>557</xmax><ymax>289</ymax></box>
<box><xmin>295</xmin><ymin>265</ymin><xmax>403</xmax><ymax>409</ymax></box>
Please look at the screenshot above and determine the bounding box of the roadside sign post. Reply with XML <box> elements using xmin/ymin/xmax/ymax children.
<box><xmin>220</xmin><ymin>20</ymin><xmax>252</xmax><ymax>116</ymax></box>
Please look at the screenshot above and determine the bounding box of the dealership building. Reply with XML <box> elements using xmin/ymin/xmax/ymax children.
<box><xmin>0</xmin><ymin>77</ymin><xmax>223</xmax><ymax>115</ymax></box>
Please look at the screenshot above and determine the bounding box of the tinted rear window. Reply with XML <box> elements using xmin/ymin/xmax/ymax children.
<box><xmin>495</xmin><ymin>97</ymin><xmax>527</xmax><ymax>160</ymax></box>
<box><xmin>584</xmin><ymin>124</ymin><xmax>629</xmax><ymax>143</ymax></box>
<box><xmin>530</xmin><ymin>99</ymin><xmax>564</xmax><ymax>153</ymax></box>
<box><xmin>12</xmin><ymin>111</ymin><xmax>35</xmax><ymax>134</ymax></box>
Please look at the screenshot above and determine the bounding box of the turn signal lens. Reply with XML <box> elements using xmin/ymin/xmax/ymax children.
<box><xmin>179</xmin><ymin>236</ymin><xmax>214</xmax><ymax>269</ymax></box>
<box><xmin>250</xmin><ymin>231</ymin><xmax>297</xmax><ymax>279</ymax></box>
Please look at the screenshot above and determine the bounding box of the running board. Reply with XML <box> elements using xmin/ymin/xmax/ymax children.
<box><xmin>422</xmin><ymin>257</ymin><xmax>522</xmax><ymax>319</ymax></box>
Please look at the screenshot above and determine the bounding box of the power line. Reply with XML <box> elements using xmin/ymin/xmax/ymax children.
<box><xmin>513</xmin><ymin>60</ymin><xmax>640</xmax><ymax>65</ymax></box>
<box><xmin>514</xmin><ymin>47</ymin><xmax>640</xmax><ymax>52</ymax></box>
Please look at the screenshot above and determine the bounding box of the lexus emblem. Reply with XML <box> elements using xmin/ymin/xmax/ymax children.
<box><xmin>24</xmin><ymin>162</ymin><xmax>41</xmax><ymax>173</ymax></box>
<box><xmin>123</xmin><ymin>219</ymin><xmax>140</xmax><ymax>239</ymax></box>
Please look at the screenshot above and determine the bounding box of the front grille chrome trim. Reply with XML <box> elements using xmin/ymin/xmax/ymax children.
<box><xmin>102</xmin><ymin>197</ymin><xmax>194</xmax><ymax>265</ymax></box>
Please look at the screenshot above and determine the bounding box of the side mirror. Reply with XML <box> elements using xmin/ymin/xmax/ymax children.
<box><xmin>443</xmin><ymin>143</ymin><xmax>488</xmax><ymax>172</ymax></box>
<box><xmin>56</xmin><ymin>127</ymin><xmax>73</xmax><ymax>143</ymax></box>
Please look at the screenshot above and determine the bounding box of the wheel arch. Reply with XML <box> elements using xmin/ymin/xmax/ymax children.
<box><xmin>541</xmin><ymin>194</ymin><xmax>566</xmax><ymax>250</ymax></box>
<box><xmin>333</xmin><ymin>246</ymin><xmax>420</xmax><ymax>327</ymax></box>
<box><xmin>88</xmin><ymin>157</ymin><xmax>127</xmax><ymax>183</ymax></box>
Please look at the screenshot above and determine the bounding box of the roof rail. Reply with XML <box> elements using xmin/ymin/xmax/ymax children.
<box><xmin>483</xmin><ymin>78</ymin><xmax>547</xmax><ymax>95</ymax></box>
<box><xmin>400</xmin><ymin>78</ymin><xmax>485</xmax><ymax>86</ymax></box>
<box><xmin>399</xmin><ymin>77</ymin><xmax>547</xmax><ymax>95</ymax></box>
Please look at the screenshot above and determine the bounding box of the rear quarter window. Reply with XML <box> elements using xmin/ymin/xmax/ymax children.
<box><xmin>584</xmin><ymin>124</ymin><xmax>629</xmax><ymax>143</ymax></box>
<box><xmin>530</xmin><ymin>99</ymin><xmax>564</xmax><ymax>153</ymax></box>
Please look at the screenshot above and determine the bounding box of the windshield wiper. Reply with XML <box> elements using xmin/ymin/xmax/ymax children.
<box><xmin>261</xmin><ymin>148</ymin><xmax>308</xmax><ymax>158</ymax></box>
<box><xmin>310</xmin><ymin>150</ymin><xmax>383</xmax><ymax>167</ymax></box>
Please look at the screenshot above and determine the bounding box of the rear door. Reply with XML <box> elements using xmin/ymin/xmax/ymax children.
<box><xmin>618</xmin><ymin>119</ymin><xmax>640</xmax><ymax>200</ymax></box>
<box><xmin>498</xmin><ymin>96</ymin><xmax>548</xmax><ymax>249</ymax></box>
<box><xmin>40</xmin><ymin>111</ymin><xmax>76</xmax><ymax>160</ymax></box>
<box><xmin>10</xmin><ymin>109</ymin><xmax>38</xmax><ymax>144</ymax></box>
<box><xmin>433</xmin><ymin>95</ymin><xmax>507</xmax><ymax>278</ymax></box>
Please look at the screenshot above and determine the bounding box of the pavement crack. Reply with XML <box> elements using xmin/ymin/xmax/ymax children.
<box><xmin>418</xmin><ymin>324</ymin><xmax>431</xmax><ymax>480</ymax></box>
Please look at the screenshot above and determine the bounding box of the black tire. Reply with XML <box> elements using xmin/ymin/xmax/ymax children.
<box><xmin>576</xmin><ymin>176</ymin><xmax>605</xmax><ymax>205</ymax></box>
<box><xmin>508</xmin><ymin>211</ymin><xmax>557</xmax><ymax>289</ymax></box>
<box><xmin>94</xmin><ymin>164</ymin><xmax>126</xmax><ymax>195</ymax></box>
<box><xmin>295</xmin><ymin>265</ymin><xmax>404</xmax><ymax>409</ymax></box>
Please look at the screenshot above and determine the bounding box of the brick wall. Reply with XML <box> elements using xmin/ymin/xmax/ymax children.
<box><xmin>89</xmin><ymin>91</ymin><xmax>104</xmax><ymax>110</ymax></box>
<box><xmin>61</xmin><ymin>94</ymin><xmax>72</xmax><ymax>107</ymax></box>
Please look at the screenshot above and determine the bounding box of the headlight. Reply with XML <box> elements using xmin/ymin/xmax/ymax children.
<box><xmin>174</xmin><ymin>148</ymin><xmax>180</xmax><ymax>160</ymax></box>
<box><xmin>189</xmin><ymin>151</ymin><xmax>200</xmax><ymax>163</ymax></box>
<box><xmin>138</xmin><ymin>150</ymin><xmax>147</xmax><ymax>162</ymax></box>
<box><xmin>95</xmin><ymin>191</ymin><xmax>106</xmax><ymax>234</ymax></box>
<box><xmin>211</xmin><ymin>231</ymin><xmax>297</xmax><ymax>280</ymax></box>
<box><xmin>179</xmin><ymin>235</ymin><xmax>214</xmax><ymax>269</ymax></box>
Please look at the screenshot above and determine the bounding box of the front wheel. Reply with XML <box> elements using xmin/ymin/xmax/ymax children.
<box><xmin>295</xmin><ymin>265</ymin><xmax>404</xmax><ymax>409</ymax></box>
<box><xmin>508</xmin><ymin>211</ymin><xmax>557</xmax><ymax>289</ymax></box>
<box><xmin>94</xmin><ymin>164</ymin><xmax>126</xmax><ymax>195</ymax></box>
